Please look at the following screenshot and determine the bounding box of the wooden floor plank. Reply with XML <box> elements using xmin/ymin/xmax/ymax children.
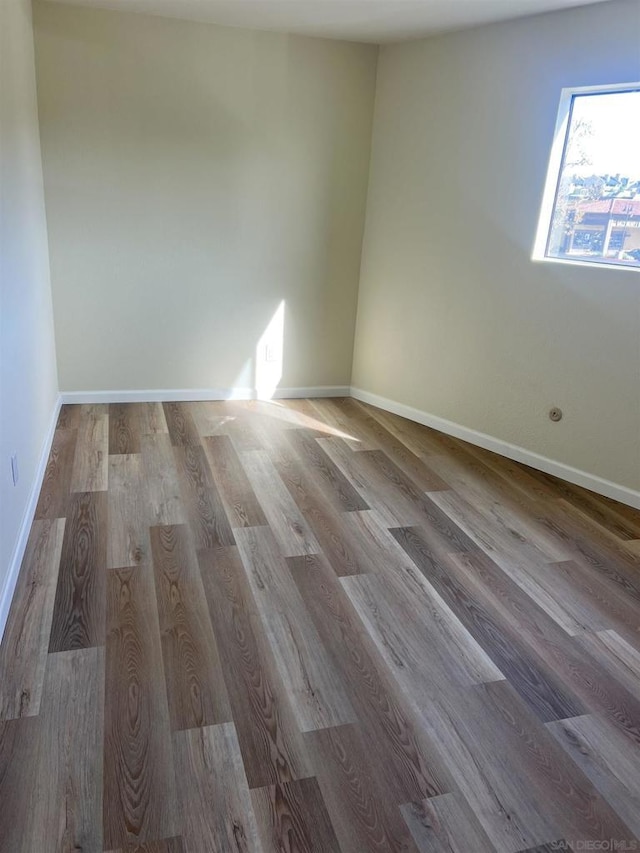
<box><xmin>198</xmin><ymin>546</ymin><xmax>311</xmax><ymax>788</ymax></box>
<box><xmin>70</xmin><ymin>405</ymin><xmax>109</xmax><ymax>492</ymax></box>
<box><xmin>0</xmin><ymin>714</ymin><xmax>40</xmax><ymax>851</ymax></box>
<box><xmin>106</xmin><ymin>839</ymin><xmax>185</xmax><ymax>853</ymax></box>
<box><xmin>150</xmin><ymin>524</ymin><xmax>232</xmax><ymax>730</ymax></box>
<box><xmin>28</xmin><ymin>647</ymin><xmax>105</xmax><ymax>853</ymax></box>
<box><xmin>429</xmin><ymin>489</ymin><xmax>590</xmax><ymax>635</ymax></box>
<box><xmin>173</xmin><ymin>444</ymin><xmax>235</xmax><ymax>548</ymax></box>
<box><xmin>34</xmin><ymin>426</ymin><xmax>77</xmax><ymax>519</ymax></box>
<box><xmin>203</xmin><ymin>434</ymin><xmax>268</xmax><ymax>528</ymax></box>
<box><xmin>107</xmin><ymin>453</ymin><xmax>150</xmax><ymax>569</ymax></box>
<box><xmin>415</xmin><ymin>681</ymin><xmax>634</xmax><ymax>852</ymax></box>
<box><xmin>109</xmin><ymin>403</ymin><xmax>143</xmax><ymax>455</ymax></box>
<box><xmin>49</xmin><ymin>491</ymin><xmax>106</xmax><ymax>652</ymax></box>
<box><xmin>285</xmin><ymin>428</ymin><xmax>371</xmax><ymax>513</ymax></box>
<box><xmin>2</xmin><ymin>398</ymin><xmax>640</xmax><ymax>850</ymax></box>
<box><xmin>163</xmin><ymin>402</ymin><xmax>201</xmax><ymax>447</ymax></box>
<box><xmin>575</xmin><ymin>629</ymin><xmax>640</xmax><ymax>702</ymax></box>
<box><xmin>57</xmin><ymin>402</ymin><xmax>83</xmax><ymax>430</ymax></box>
<box><xmin>547</xmin><ymin>713</ymin><xmax>640</xmax><ymax>839</ymax></box>
<box><xmin>251</xmin><ymin>777</ymin><xmax>341</xmax><ymax>853</ymax></box>
<box><xmin>104</xmin><ymin>565</ymin><xmax>179</xmax><ymax>849</ymax></box>
<box><xmin>173</xmin><ymin>722</ymin><xmax>262</xmax><ymax>853</ymax></box>
<box><xmin>400</xmin><ymin>793</ymin><xmax>494</xmax><ymax>853</ymax></box>
<box><xmin>289</xmin><ymin>552</ymin><xmax>449</xmax><ymax>803</ymax></box>
<box><xmin>141</xmin><ymin>433</ymin><xmax>185</xmax><ymax>526</ymax></box>
<box><xmin>341</xmin><ymin>571</ymin><xmax>504</xmax><ymax>707</ymax></box>
<box><xmin>391</xmin><ymin>525</ymin><xmax>585</xmax><ymax>722</ymax></box>
<box><xmin>305</xmin><ymin>723</ymin><xmax>421</xmax><ymax>853</ymax></box>
<box><xmin>240</xmin><ymin>450</ymin><xmax>321</xmax><ymax>558</ymax></box>
<box><xmin>234</xmin><ymin>525</ymin><xmax>355</xmax><ymax>732</ymax></box>
<box><xmin>260</xmin><ymin>428</ymin><xmax>371</xmax><ymax>576</ymax></box>
<box><xmin>318</xmin><ymin>437</ymin><xmax>424</xmax><ymax>526</ymax></box>
<box><xmin>136</xmin><ymin>401</ymin><xmax>170</xmax><ymax>436</ymax></box>
<box><xmin>0</xmin><ymin>518</ymin><xmax>65</xmax><ymax>719</ymax></box>
<box><xmin>324</xmin><ymin>397</ymin><xmax>449</xmax><ymax>492</ymax></box>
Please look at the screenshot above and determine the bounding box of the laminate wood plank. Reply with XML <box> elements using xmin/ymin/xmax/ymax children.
<box><xmin>272</xmin><ymin>397</ymin><xmax>326</xmax><ymax>426</ymax></box>
<box><xmin>189</xmin><ymin>401</ymin><xmax>234</xmax><ymax>437</ymax></box>
<box><xmin>104</xmin><ymin>565</ymin><xmax>179</xmax><ymax>849</ymax></box>
<box><xmin>535</xmin><ymin>499</ymin><xmax>640</xmax><ymax>605</ymax></box>
<box><xmin>34</xmin><ymin>426</ymin><xmax>77</xmax><ymax>519</ymax></box>
<box><xmin>251</xmin><ymin>777</ymin><xmax>341</xmax><ymax>853</ymax></box>
<box><xmin>524</xmin><ymin>470</ymin><xmax>640</xmax><ymax>541</ymax></box>
<box><xmin>307</xmin><ymin>398</ymin><xmax>378</xmax><ymax>449</ymax></box>
<box><xmin>70</xmin><ymin>406</ymin><xmax>109</xmax><ymax>492</ymax></box>
<box><xmin>341</xmin><ymin>571</ymin><xmax>503</xmax><ymax>706</ymax></box>
<box><xmin>390</xmin><ymin>526</ymin><xmax>585</xmax><ymax>722</ymax></box>
<box><xmin>28</xmin><ymin>647</ymin><xmax>105</xmax><ymax>853</ymax></box>
<box><xmin>174</xmin><ymin>443</ymin><xmax>235</xmax><ymax>548</ymax></box>
<box><xmin>6</xmin><ymin>395</ymin><xmax>640</xmax><ymax>850</ymax></box>
<box><xmin>190</xmin><ymin>401</ymin><xmax>264</xmax><ymax>450</ymax></box>
<box><xmin>545</xmin><ymin>560</ymin><xmax>640</xmax><ymax>638</ymax></box>
<box><xmin>339</xmin><ymin>398</ymin><xmax>449</xmax><ymax>492</ymax></box>
<box><xmin>357</xmin><ymin>401</ymin><xmax>452</xmax><ymax>457</ymax></box>
<box><xmin>0</xmin><ymin>714</ymin><xmax>40</xmax><ymax>851</ymax></box>
<box><xmin>107</xmin><ymin>453</ymin><xmax>150</xmax><ymax>569</ymax></box>
<box><xmin>285</xmin><ymin>428</ymin><xmax>370</xmax><ymax>513</ymax></box>
<box><xmin>106</xmin><ymin>839</ymin><xmax>185</xmax><ymax>853</ymax></box>
<box><xmin>546</xmin><ymin>714</ymin><xmax>640</xmax><ymax>839</ymax></box>
<box><xmin>575</xmin><ymin>630</ymin><xmax>640</xmax><ymax>703</ymax></box>
<box><xmin>234</xmin><ymin>526</ymin><xmax>355</xmax><ymax>732</ymax></box>
<box><xmin>150</xmin><ymin>525</ymin><xmax>231</xmax><ymax>730</ymax></box>
<box><xmin>254</xmin><ymin>425</ymin><xmax>370</xmax><ymax>576</ymax></box>
<box><xmin>240</xmin><ymin>450</ymin><xmax>320</xmax><ymax>558</ymax></box>
<box><xmin>457</xmin><ymin>441</ymin><xmax>565</xmax><ymax>504</ymax></box>
<box><xmin>141</xmin><ymin>433</ymin><xmax>185</xmax><ymax>526</ymax></box>
<box><xmin>49</xmin><ymin>491</ymin><xmax>106</xmax><ymax>652</ymax></box>
<box><xmin>446</xmin><ymin>551</ymin><xmax>640</xmax><ymax>747</ymax></box>
<box><xmin>198</xmin><ymin>546</ymin><xmax>311</xmax><ymax>788</ymax></box>
<box><xmin>203</xmin><ymin>435</ymin><xmax>268</xmax><ymax>528</ymax></box>
<box><xmin>415</xmin><ymin>681</ymin><xmax>634</xmax><ymax>852</ymax></box>
<box><xmin>109</xmin><ymin>403</ymin><xmax>143</xmax><ymax>454</ymax></box>
<box><xmin>304</xmin><ymin>723</ymin><xmax>420</xmax><ymax>853</ymax></box>
<box><xmin>0</xmin><ymin>518</ymin><xmax>65</xmax><ymax>719</ymax></box>
<box><xmin>289</xmin><ymin>552</ymin><xmax>449</xmax><ymax>803</ymax></box>
<box><xmin>136</xmin><ymin>402</ymin><xmax>170</xmax><ymax>435</ymax></box>
<box><xmin>425</xmin><ymin>449</ymin><xmax>571</xmax><ymax>563</ymax></box>
<box><xmin>429</xmin><ymin>489</ymin><xmax>588</xmax><ymax>635</ymax></box>
<box><xmin>57</xmin><ymin>402</ymin><xmax>83</xmax><ymax>430</ymax></box>
<box><xmin>292</xmin><ymin>485</ymin><xmax>373</xmax><ymax>577</ymax></box>
<box><xmin>173</xmin><ymin>722</ymin><xmax>262</xmax><ymax>853</ymax></box>
<box><xmin>318</xmin><ymin>438</ymin><xmax>424</xmax><ymax>526</ymax></box>
<box><xmin>400</xmin><ymin>793</ymin><xmax>494</xmax><ymax>853</ymax></box>
<box><xmin>162</xmin><ymin>402</ymin><xmax>201</xmax><ymax>447</ymax></box>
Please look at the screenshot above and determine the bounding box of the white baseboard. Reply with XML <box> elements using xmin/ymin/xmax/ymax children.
<box><xmin>0</xmin><ymin>394</ymin><xmax>62</xmax><ymax>645</ymax></box>
<box><xmin>60</xmin><ymin>385</ymin><xmax>351</xmax><ymax>404</ymax></box>
<box><xmin>351</xmin><ymin>386</ymin><xmax>640</xmax><ymax>510</ymax></box>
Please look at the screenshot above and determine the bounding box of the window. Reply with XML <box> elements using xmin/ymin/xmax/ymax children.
<box><xmin>534</xmin><ymin>83</ymin><xmax>640</xmax><ymax>271</ymax></box>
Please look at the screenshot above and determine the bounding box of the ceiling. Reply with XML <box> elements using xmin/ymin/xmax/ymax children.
<box><xmin>43</xmin><ymin>0</ymin><xmax>612</xmax><ymax>43</ymax></box>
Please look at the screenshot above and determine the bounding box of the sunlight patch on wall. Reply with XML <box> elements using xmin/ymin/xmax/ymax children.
<box><xmin>255</xmin><ymin>300</ymin><xmax>285</xmax><ymax>400</ymax></box>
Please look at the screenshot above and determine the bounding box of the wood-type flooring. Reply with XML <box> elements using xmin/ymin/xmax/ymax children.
<box><xmin>1</xmin><ymin>397</ymin><xmax>640</xmax><ymax>852</ymax></box>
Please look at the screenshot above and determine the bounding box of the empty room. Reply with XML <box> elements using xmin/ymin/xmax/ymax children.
<box><xmin>1</xmin><ymin>0</ymin><xmax>640</xmax><ymax>849</ymax></box>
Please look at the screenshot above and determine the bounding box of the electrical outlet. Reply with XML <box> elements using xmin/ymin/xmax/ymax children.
<box><xmin>264</xmin><ymin>344</ymin><xmax>279</xmax><ymax>364</ymax></box>
<box><xmin>10</xmin><ymin>454</ymin><xmax>18</xmax><ymax>486</ymax></box>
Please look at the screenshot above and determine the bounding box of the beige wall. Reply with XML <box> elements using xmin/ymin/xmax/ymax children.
<box><xmin>0</xmin><ymin>0</ymin><xmax>59</xmax><ymax>605</ymax></box>
<box><xmin>353</xmin><ymin>0</ymin><xmax>640</xmax><ymax>491</ymax></box>
<box><xmin>34</xmin><ymin>2</ymin><xmax>377</xmax><ymax>393</ymax></box>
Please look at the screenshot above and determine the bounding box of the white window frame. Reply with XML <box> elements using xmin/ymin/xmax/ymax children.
<box><xmin>533</xmin><ymin>81</ymin><xmax>640</xmax><ymax>272</ymax></box>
